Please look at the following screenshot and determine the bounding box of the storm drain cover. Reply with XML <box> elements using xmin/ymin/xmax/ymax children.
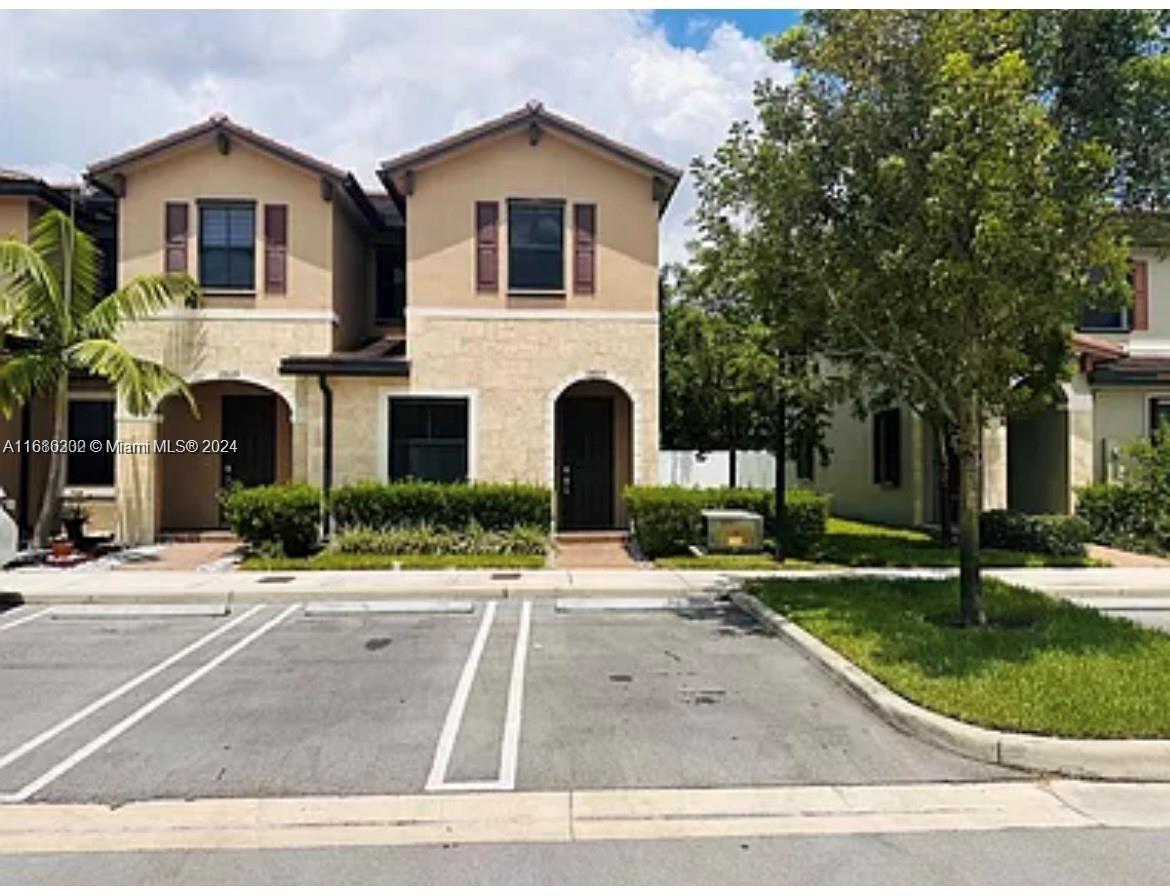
<box><xmin>491</xmin><ymin>572</ymin><xmax>522</xmax><ymax>581</ymax></box>
<box><xmin>257</xmin><ymin>575</ymin><xmax>296</xmax><ymax>584</ymax></box>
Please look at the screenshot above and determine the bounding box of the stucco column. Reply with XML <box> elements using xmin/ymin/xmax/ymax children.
<box><xmin>114</xmin><ymin>413</ymin><xmax>160</xmax><ymax>546</ymax></box>
<box><xmin>1065</xmin><ymin>375</ymin><xmax>1095</xmax><ymax>511</ymax></box>
<box><xmin>981</xmin><ymin>419</ymin><xmax>1008</xmax><ymax>511</ymax></box>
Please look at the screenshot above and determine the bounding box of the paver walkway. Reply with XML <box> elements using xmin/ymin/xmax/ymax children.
<box><xmin>553</xmin><ymin>533</ymin><xmax>640</xmax><ymax>569</ymax></box>
<box><xmin>1086</xmin><ymin>543</ymin><xmax>1170</xmax><ymax>567</ymax></box>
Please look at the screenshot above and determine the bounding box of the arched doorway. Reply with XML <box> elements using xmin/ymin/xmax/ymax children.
<box><xmin>156</xmin><ymin>380</ymin><xmax>293</xmax><ymax>531</ymax></box>
<box><xmin>554</xmin><ymin>379</ymin><xmax>633</xmax><ymax>531</ymax></box>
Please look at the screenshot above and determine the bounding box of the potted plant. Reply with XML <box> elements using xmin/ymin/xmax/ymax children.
<box><xmin>59</xmin><ymin>501</ymin><xmax>89</xmax><ymax>546</ymax></box>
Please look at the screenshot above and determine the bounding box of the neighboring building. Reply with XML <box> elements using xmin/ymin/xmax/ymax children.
<box><xmin>0</xmin><ymin>103</ymin><xmax>680</xmax><ymax>544</ymax></box>
<box><xmin>811</xmin><ymin>251</ymin><xmax>1170</xmax><ymax>528</ymax></box>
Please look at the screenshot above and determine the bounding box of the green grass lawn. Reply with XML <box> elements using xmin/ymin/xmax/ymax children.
<box><xmin>240</xmin><ymin>552</ymin><xmax>547</xmax><ymax>571</ymax></box>
<box><xmin>652</xmin><ymin>517</ymin><xmax>1101</xmax><ymax>570</ymax></box>
<box><xmin>754</xmin><ymin>577</ymin><xmax>1170</xmax><ymax>738</ymax></box>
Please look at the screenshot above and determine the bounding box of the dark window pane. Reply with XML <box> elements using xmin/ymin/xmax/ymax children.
<box><xmin>200</xmin><ymin>203</ymin><xmax>255</xmax><ymax>289</ymax></box>
<box><xmin>67</xmin><ymin>399</ymin><xmax>115</xmax><ymax>486</ymax></box>
<box><xmin>508</xmin><ymin>202</ymin><xmax>563</xmax><ymax>291</ymax></box>
<box><xmin>375</xmin><ymin>244</ymin><xmax>406</xmax><ymax>322</ymax></box>
<box><xmin>1079</xmin><ymin>307</ymin><xmax>1127</xmax><ymax>331</ymax></box>
<box><xmin>389</xmin><ymin>398</ymin><xmax>468</xmax><ymax>483</ymax></box>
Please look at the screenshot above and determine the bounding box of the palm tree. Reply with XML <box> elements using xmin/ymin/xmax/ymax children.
<box><xmin>0</xmin><ymin>207</ymin><xmax>197</xmax><ymax>546</ymax></box>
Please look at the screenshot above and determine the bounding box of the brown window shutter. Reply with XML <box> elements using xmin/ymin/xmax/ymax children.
<box><xmin>573</xmin><ymin>203</ymin><xmax>596</xmax><ymax>294</ymax></box>
<box><xmin>264</xmin><ymin>204</ymin><xmax>288</xmax><ymax>294</ymax></box>
<box><xmin>475</xmin><ymin>201</ymin><xmax>498</xmax><ymax>292</ymax></box>
<box><xmin>164</xmin><ymin>202</ymin><xmax>188</xmax><ymax>273</ymax></box>
<box><xmin>1131</xmin><ymin>260</ymin><xmax>1149</xmax><ymax>331</ymax></box>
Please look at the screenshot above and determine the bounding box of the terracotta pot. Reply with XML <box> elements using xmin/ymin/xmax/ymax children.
<box><xmin>50</xmin><ymin>539</ymin><xmax>74</xmax><ymax>559</ymax></box>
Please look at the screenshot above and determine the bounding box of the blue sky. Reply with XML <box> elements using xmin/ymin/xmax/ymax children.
<box><xmin>653</xmin><ymin>9</ymin><xmax>800</xmax><ymax>48</ymax></box>
<box><xmin>2</xmin><ymin>10</ymin><xmax>796</xmax><ymax>262</ymax></box>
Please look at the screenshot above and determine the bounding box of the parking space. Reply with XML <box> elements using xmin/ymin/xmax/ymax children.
<box><xmin>0</xmin><ymin>598</ymin><xmax>1015</xmax><ymax>806</ymax></box>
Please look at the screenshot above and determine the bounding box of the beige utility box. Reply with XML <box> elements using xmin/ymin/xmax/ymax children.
<box><xmin>701</xmin><ymin>509</ymin><xmax>765</xmax><ymax>553</ymax></box>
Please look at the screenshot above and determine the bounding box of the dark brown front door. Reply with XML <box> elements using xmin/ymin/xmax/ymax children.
<box><xmin>558</xmin><ymin>396</ymin><xmax>613</xmax><ymax>530</ymax></box>
<box><xmin>221</xmin><ymin>395</ymin><xmax>276</xmax><ymax>492</ymax></box>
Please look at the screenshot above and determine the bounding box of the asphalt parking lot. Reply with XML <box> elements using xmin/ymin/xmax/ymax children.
<box><xmin>0</xmin><ymin>598</ymin><xmax>1013</xmax><ymax>806</ymax></box>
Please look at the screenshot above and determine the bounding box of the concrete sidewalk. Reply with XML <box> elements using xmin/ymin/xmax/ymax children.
<box><xmin>0</xmin><ymin>564</ymin><xmax>1165</xmax><ymax>606</ymax></box>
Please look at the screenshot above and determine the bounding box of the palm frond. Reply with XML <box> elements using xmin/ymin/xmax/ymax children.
<box><xmin>0</xmin><ymin>239</ymin><xmax>65</xmax><ymax>339</ymax></box>
<box><xmin>67</xmin><ymin>338</ymin><xmax>195</xmax><ymax>418</ymax></box>
<box><xmin>0</xmin><ymin>352</ymin><xmax>63</xmax><ymax>418</ymax></box>
<box><xmin>28</xmin><ymin>209</ymin><xmax>100</xmax><ymax>326</ymax></box>
<box><xmin>81</xmin><ymin>273</ymin><xmax>197</xmax><ymax>340</ymax></box>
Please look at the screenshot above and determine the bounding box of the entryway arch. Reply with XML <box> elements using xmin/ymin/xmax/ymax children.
<box><xmin>552</xmin><ymin>377</ymin><xmax>633</xmax><ymax>531</ymax></box>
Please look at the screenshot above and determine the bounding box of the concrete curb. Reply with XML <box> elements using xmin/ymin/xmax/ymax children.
<box><xmin>731</xmin><ymin>590</ymin><xmax>1170</xmax><ymax>782</ymax></box>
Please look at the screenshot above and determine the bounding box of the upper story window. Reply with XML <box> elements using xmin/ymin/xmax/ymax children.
<box><xmin>375</xmin><ymin>243</ymin><xmax>406</xmax><ymax>323</ymax></box>
<box><xmin>1078</xmin><ymin>261</ymin><xmax>1147</xmax><ymax>333</ymax></box>
<box><xmin>199</xmin><ymin>201</ymin><xmax>255</xmax><ymax>291</ymax></box>
<box><xmin>508</xmin><ymin>200</ymin><xmax>564</xmax><ymax>292</ymax></box>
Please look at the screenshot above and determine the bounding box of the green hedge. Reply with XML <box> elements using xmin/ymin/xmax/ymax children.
<box><xmin>624</xmin><ymin>485</ymin><xmax>829</xmax><ymax>558</ymax></box>
<box><xmin>331</xmin><ymin>524</ymin><xmax>548</xmax><ymax>556</ymax></box>
<box><xmin>221</xmin><ymin>482</ymin><xmax>322</xmax><ymax>557</ymax></box>
<box><xmin>1076</xmin><ymin>483</ymin><xmax>1168</xmax><ymax>554</ymax></box>
<box><xmin>330</xmin><ymin>481</ymin><xmax>552</xmax><ymax>533</ymax></box>
<box><xmin>979</xmin><ymin>509</ymin><xmax>1089</xmax><ymax>557</ymax></box>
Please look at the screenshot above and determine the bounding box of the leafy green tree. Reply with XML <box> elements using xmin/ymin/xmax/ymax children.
<box><xmin>660</xmin><ymin>264</ymin><xmax>776</xmax><ymax>486</ymax></box>
<box><xmin>772</xmin><ymin>11</ymin><xmax>1130</xmax><ymax>623</ymax></box>
<box><xmin>690</xmin><ymin>81</ymin><xmax>844</xmax><ymax>559</ymax></box>
<box><xmin>0</xmin><ymin>209</ymin><xmax>197</xmax><ymax>546</ymax></box>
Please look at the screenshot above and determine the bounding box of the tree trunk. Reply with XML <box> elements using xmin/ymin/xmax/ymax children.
<box><xmin>32</xmin><ymin>377</ymin><xmax>69</xmax><ymax>548</ymax></box>
<box><xmin>773</xmin><ymin>390</ymin><xmax>787</xmax><ymax>562</ymax></box>
<box><xmin>935</xmin><ymin>422</ymin><xmax>953</xmax><ymax>546</ymax></box>
<box><xmin>728</xmin><ymin>443</ymin><xmax>737</xmax><ymax>489</ymax></box>
<box><xmin>956</xmin><ymin>403</ymin><xmax>985</xmax><ymax>627</ymax></box>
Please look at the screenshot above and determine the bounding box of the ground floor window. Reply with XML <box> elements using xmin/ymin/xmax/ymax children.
<box><xmin>388</xmin><ymin>397</ymin><xmax>468</xmax><ymax>482</ymax></box>
<box><xmin>1150</xmin><ymin>397</ymin><xmax>1170</xmax><ymax>440</ymax></box>
<box><xmin>872</xmin><ymin>408</ymin><xmax>901</xmax><ymax>488</ymax></box>
<box><xmin>67</xmin><ymin>398</ymin><xmax>115</xmax><ymax>486</ymax></box>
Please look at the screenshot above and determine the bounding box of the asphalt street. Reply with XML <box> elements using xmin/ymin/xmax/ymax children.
<box><xmin>0</xmin><ymin>597</ymin><xmax>1166</xmax><ymax>884</ymax></box>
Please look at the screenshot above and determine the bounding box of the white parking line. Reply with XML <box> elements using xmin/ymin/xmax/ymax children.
<box><xmin>0</xmin><ymin>604</ymin><xmax>299</xmax><ymax>803</ymax></box>
<box><xmin>498</xmin><ymin>600</ymin><xmax>532</xmax><ymax>790</ymax></box>
<box><xmin>428</xmin><ymin>600</ymin><xmax>532</xmax><ymax>793</ymax></box>
<box><xmin>425</xmin><ymin>601</ymin><xmax>497</xmax><ymax>791</ymax></box>
<box><xmin>0</xmin><ymin>607</ymin><xmax>51</xmax><ymax>633</ymax></box>
<box><xmin>0</xmin><ymin>605</ymin><xmax>267</xmax><ymax>777</ymax></box>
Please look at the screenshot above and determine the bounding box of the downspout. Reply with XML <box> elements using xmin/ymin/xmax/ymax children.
<box><xmin>317</xmin><ymin>374</ymin><xmax>333</xmax><ymax>538</ymax></box>
<box><xmin>17</xmin><ymin>401</ymin><xmax>30</xmax><ymax>543</ymax></box>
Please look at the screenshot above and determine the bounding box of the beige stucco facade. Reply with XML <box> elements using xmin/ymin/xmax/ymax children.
<box><xmin>14</xmin><ymin>109</ymin><xmax>672</xmax><ymax>544</ymax></box>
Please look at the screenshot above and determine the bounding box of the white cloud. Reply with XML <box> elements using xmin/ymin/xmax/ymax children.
<box><xmin>0</xmin><ymin>10</ymin><xmax>788</xmax><ymax>263</ymax></box>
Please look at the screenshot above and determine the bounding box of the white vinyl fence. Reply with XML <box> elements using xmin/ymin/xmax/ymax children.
<box><xmin>658</xmin><ymin>450</ymin><xmax>778</xmax><ymax>489</ymax></box>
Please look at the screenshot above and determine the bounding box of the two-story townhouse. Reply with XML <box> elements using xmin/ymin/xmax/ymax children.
<box><xmin>5</xmin><ymin>103</ymin><xmax>678</xmax><ymax>545</ymax></box>
<box><xmin>0</xmin><ymin>171</ymin><xmax>117</xmax><ymax>538</ymax></box>
<box><xmin>810</xmin><ymin>247</ymin><xmax>1170</xmax><ymax>529</ymax></box>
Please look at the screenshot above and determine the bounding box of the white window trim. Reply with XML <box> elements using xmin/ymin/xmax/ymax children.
<box><xmin>1144</xmin><ymin>392</ymin><xmax>1170</xmax><ymax>437</ymax></box>
<box><xmin>66</xmin><ymin>392</ymin><xmax>116</xmax><ymax>490</ymax></box>
<box><xmin>376</xmin><ymin>387</ymin><xmax>479</xmax><ymax>482</ymax></box>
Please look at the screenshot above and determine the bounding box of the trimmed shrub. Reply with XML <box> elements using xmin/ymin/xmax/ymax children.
<box><xmin>1076</xmin><ymin>483</ymin><xmax>1166</xmax><ymax>554</ymax></box>
<box><xmin>623</xmin><ymin>485</ymin><xmax>829</xmax><ymax>558</ymax></box>
<box><xmin>221</xmin><ymin>482</ymin><xmax>322</xmax><ymax>557</ymax></box>
<box><xmin>330</xmin><ymin>481</ymin><xmax>552</xmax><ymax>533</ymax></box>
<box><xmin>979</xmin><ymin>509</ymin><xmax>1089</xmax><ymax>557</ymax></box>
<box><xmin>331</xmin><ymin>523</ymin><xmax>548</xmax><ymax>556</ymax></box>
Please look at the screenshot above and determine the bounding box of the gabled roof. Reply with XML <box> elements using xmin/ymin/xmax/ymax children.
<box><xmin>86</xmin><ymin>115</ymin><xmax>385</xmax><ymax>231</ymax></box>
<box><xmin>378</xmin><ymin>101</ymin><xmax>683</xmax><ymax>214</ymax></box>
<box><xmin>0</xmin><ymin>169</ymin><xmax>72</xmax><ymax>211</ymax></box>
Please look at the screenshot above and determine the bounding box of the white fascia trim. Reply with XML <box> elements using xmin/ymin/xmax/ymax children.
<box><xmin>376</xmin><ymin>386</ymin><xmax>479</xmax><ymax>482</ymax></box>
<box><xmin>407</xmin><ymin>307</ymin><xmax>657</xmax><ymax>323</ymax></box>
<box><xmin>155</xmin><ymin>308</ymin><xmax>339</xmax><ymax>322</ymax></box>
<box><xmin>1126</xmin><ymin>340</ymin><xmax>1170</xmax><ymax>357</ymax></box>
